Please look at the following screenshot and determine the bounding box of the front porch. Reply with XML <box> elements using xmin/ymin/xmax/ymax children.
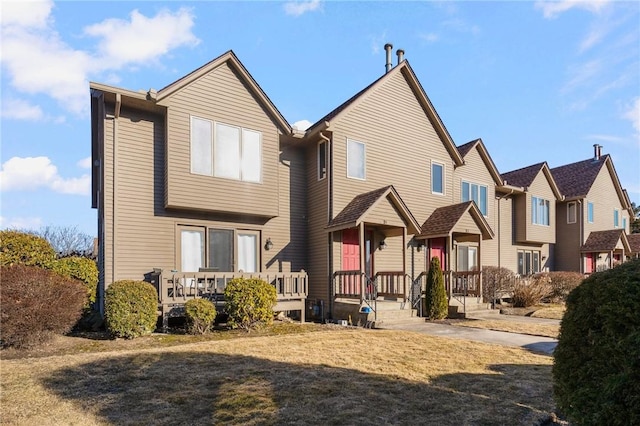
<box><xmin>152</xmin><ymin>270</ymin><xmax>308</xmax><ymax>328</ymax></box>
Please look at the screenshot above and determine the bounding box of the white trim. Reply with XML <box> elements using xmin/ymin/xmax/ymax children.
<box><xmin>613</xmin><ymin>208</ymin><xmax>620</xmax><ymax>228</ymax></box>
<box><xmin>346</xmin><ymin>138</ymin><xmax>366</xmax><ymax>180</ymax></box>
<box><xmin>213</xmin><ymin>121</ymin><xmax>263</xmax><ymax>183</ymax></box>
<box><xmin>431</xmin><ymin>160</ymin><xmax>445</xmax><ymax>195</ymax></box>
<box><xmin>587</xmin><ymin>201</ymin><xmax>594</xmax><ymax>223</ymax></box>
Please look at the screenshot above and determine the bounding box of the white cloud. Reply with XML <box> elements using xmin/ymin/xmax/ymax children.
<box><xmin>77</xmin><ymin>157</ymin><xmax>92</xmax><ymax>169</ymax></box>
<box><xmin>0</xmin><ymin>156</ymin><xmax>90</xmax><ymax>195</ymax></box>
<box><xmin>84</xmin><ymin>8</ymin><xmax>199</xmax><ymax>69</ymax></box>
<box><xmin>0</xmin><ymin>215</ymin><xmax>44</xmax><ymax>230</ymax></box>
<box><xmin>284</xmin><ymin>0</ymin><xmax>322</xmax><ymax>17</ymax></box>
<box><xmin>419</xmin><ymin>33</ymin><xmax>439</xmax><ymax>43</ymax></box>
<box><xmin>535</xmin><ymin>0</ymin><xmax>611</xmax><ymax>19</ymax></box>
<box><xmin>623</xmin><ymin>97</ymin><xmax>640</xmax><ymax>133</ymax></box>
<box><xmin>0</xmin><ymin>98</ymin><xmax>44</xmax><ymax>120</ymax></box>
<box><xmin>0</xmin><ymin>4</ymin><xmax>199</xmax><ymax>116</ymax></box>
<box><xmin>292</xmin><ymin>119</ymin><xmax>312</xmax><ymax>131</ymax></box>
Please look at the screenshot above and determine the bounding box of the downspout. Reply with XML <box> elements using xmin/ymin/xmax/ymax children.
<box><xmin>319</xmin><ymin>131</ymin><xmax>333</xmax><ymax>318</ymax></box>
<box><xmin>109</xmin><ymin>93</ymin><xmax>121</xmax><ymax>289</ymax></box>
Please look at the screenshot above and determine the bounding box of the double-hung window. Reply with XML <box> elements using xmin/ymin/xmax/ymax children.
<box><xmin>432</xmin><ymin>162</ymin><xmax>444</xmax><ymax>195</ymax></box>
<box><xmin>179</xmin><ymin>226</ymin><xmax>259</xmax><ymax>273</ymax></box>
<box><xmin>587</xmin><ymin>201</ymin><xmax>594</xmax><ymax>223</ymax></box>
<box><xmin>531</xmin><ymin>196</ymin><xmax>550</xmax><ymax>226</ymax></box>
<box><xmin>462</xmin><ymin>181</ymin><xmax>488</xmax><ymax>215</ymax></box>
<box><xmin>567</xmin><ymin>202</ymin><xmax>577</xmax><ymax>224</ymax></box>
<box><xmin>614</xmin><ymin>209</ymin><xmax>620</xmax><ymax>228</ymax></box>
<box><xmin>190</xmin><ymin>117</ymin><xmax>262</xmax><ymax>183</ymax></box>
<box><xmin>346</xmin><ymin>139</ymin><xmax>365</xmax><ymax>180</ymax></box>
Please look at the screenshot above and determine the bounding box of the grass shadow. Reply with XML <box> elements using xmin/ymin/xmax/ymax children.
<box><xmin>40</xmin><ymin>351</ymin><xmax>554</xmax><ymax>425</ymax></box>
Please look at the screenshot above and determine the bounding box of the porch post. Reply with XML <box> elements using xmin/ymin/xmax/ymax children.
<box><xmin>478</xmin><ymin>234</ymin><xmax>482</xmax><ymax>301</ymax></box>
<box><xmin>359</xmin><ymin>223</ymin><xmax>365</xmax><ymax>301</ymax></box>
<box><xmin>402</xmin><ymin>227</ymin><xmax>407</xmax><ymax>299</ymax></box>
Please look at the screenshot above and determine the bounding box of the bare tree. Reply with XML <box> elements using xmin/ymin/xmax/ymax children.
<box><xmin>34</xmin><ymin>225</ymin><xmax>95</xmax><ymax>258</ymax></box>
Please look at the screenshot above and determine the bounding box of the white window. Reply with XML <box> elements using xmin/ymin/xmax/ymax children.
<box><xmin>614</xmin><ymin>209</ymin><xmax>620</xmax><ymax>228</ymax></box>
<box><xmin>432</xmin><ymin>162</ymin><xmax>444</xmax><ymax>195</ymax></box>
<box><xmin>318</xmin><ymin>141</ymin><xmax>327</xmax><ymax>180</ymax></box>
<box><xmin>532</xmin><ymin>196</ymin><xmax>550</xmax><ymax>226</ymax></box>
<box><xmin>587</xmin><ymin>201</ymin><xmax>594</xmax><ymax>223</ymax></box>
<box><xmin>462</xmin><ymin>181</ymin><xmax>488</xmax><ymax>215</ymax></box>
<box><xmin>189</xmin><ymin>117</ymin><xmax>262</xmax><ymax>182</ymax></box>
<box><xmin>190</xmin><ymin>117</ymin><xmax>213</xmax><ymax>175</ymax></box>
<box><xmin>180</xmin><ymin>228</ymin><xmax>205</xmax><ymax>272</ymax></box>
<box><xmin>567</xmin><ymin>202</ymin><xmax>577</xmax><ymax>224</ymax></box>
<box><xmin>237</xmin><ymin>233</ymin><xmax>258</xmax><ymax>273</ymax></box>
<box><xmin>457</xmin><ymin>246</ymin><xmax>477</xmax><ymax>271</ymax></box>
<box><xmin>347</xmin><ymin>139</ymin><xmax>365</xmax><ymax>180</ymax></box>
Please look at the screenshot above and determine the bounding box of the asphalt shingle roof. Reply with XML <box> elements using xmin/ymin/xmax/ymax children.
<box><xmin>581</xmin><ymin>229</ymin><xmax>626</xmax><ymax>252</ymax></box>
<box><xmin>327</xmin><ymin>186</ymin><xmax>393</xmax><ymax>228</ymax></box>
<box><xmin>419</xmin><ymin>201</ymin><xmax>474</xmax><ymax>236</ymax></box>
<box><xmin>551</xmin><ymin>155</ymin><xmax>608</xmax><ymax>199</ymax></box>
<box><xmin>628</xmin><ymin>233</ymin><xmax>640</xmax><ymax>254</ymax></box>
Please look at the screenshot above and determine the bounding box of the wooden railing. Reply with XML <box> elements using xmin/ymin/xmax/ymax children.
<box><xmin>444</xmin><ymin>270</ymin><xmax>482</xmax><ymax>297</ymax></box>
<box><xmin>333</xmin><ymin>270</ymin><xmax>366</xmax><ymax>299</ymax></box>
<box><xmin>375</xmin><ymin>271</ymin><xmax>407</xmax><ymax>298</ymax></box>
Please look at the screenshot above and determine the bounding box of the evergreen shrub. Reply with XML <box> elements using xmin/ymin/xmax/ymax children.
<box><xmin>52</xmin><ymin>256</ymin><xmax>98</xmax><ymax>308</ymax></box>
<box><xmin>184</xmin><ymin>298</ymin><xmax>217</xmax><ymax>334</ymax></box>
<box><xmin>105</xmin><ymin>280</ymin><xmax>158</xmax><ymax>339</ymax></box>
<box><xmin>224</xmin><ymin>278</ymin><xmax>277</xmax><ymax>330</ymax></box>
<box><xmin>553</xmin><ymin>259</ymin><xmax>640</xmax><ymax>425</ymax></box>
<box><xmin>0</xmin><ymin>230</ymin><xmax>56</xmax><ymax>268</ymax></box>
<box><xmin>0</xmin><ymin>264</ymin><xmax>86</xmax><ymax>348</ymax></box>
<box><xmin>424</xmin><ymin>257</ymin><xmax>448</xmax><ymax>320</ymax></box>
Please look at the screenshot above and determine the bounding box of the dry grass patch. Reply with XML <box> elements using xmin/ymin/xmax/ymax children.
<box><xmin>455</xmin><ymin>320</ymin><xmax>560</xmax><ymax>338</ymax></box>
<box><xmin>530</xmin><ymin>305</ymin><xmax>565</xmax><ymax>320</ymax></box>
<box><xmin>1</xmin><ymin>327</ymin><xmax>555</xmax><ymax>425</ymax></box>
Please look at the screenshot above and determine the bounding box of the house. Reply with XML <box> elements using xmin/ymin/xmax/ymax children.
<box><xmin>551</xmin><ymin>145</ymin><xmax>634</xmax><ymax>273</ymax></box>
<box><xmin>90</xmin><ymin>46</ymin><xmax>636</xmax><ymax>324</ymax></box>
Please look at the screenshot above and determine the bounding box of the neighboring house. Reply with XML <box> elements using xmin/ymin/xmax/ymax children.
<box><xmin>499</xmin><ymin>162</ymin><xmax>563</xmax><ymax>275</ymax></box>
<box><xmin>551</xmin><ymin>145</ymin><xmax>634</xmax><ymax>273</ymax></box>
<box><xmin>90</xmin><ymin>47</ymin><xmax>636</xmax><ymax>322</ymax></box>
<box><xmin>628</xmin><ymin>233</ymin><xmax>640</xmax><ymax>259</ymax></box>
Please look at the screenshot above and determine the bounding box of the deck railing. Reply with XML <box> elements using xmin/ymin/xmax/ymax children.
<box><xmin>375</xmin><ymin>271</ymin><xmax>408</xmax><ymax>299</ymax></box>
<box><xmin>333</xmin><ymin>270</ymin><xmax>367</xmax><ymax>299</ymax></box>
<box><xmin>444</xmin><ymin>270</ymin><xmax>482</xmax><ymax>298</ymax></box>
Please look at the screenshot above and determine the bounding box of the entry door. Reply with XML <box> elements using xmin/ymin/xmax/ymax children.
<box><xmin>585</xmin><ymin>253</ymin><xmax>595</xmax><ymax>274</ymax></box>
<box><xmin>342</xmin><ymin>228</ymin><xmax>360</xmax><ymax>294</ymax></box>
<box><xmin>430</xmin><ymin>238</ymin><xmax>446</xmax><ymax>271</ymax></box>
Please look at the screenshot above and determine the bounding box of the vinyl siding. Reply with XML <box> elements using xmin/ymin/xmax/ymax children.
<box><xmin>163</xmin><ymin>62</ymin><xmax>279</xmax><ymax>217</ymax></box>
<box><xmin>555</xmin><ymin>201</ymin><xmax>581</xmax><ymax>272</ymax></box>
<box><xmin>514</xmin><ymin>172</ymin><xmax>556</xmax><ymax>244</ymax></box>
<box><xmin>585</xmin><ymin>166</ymin><xmax>630</xmax><ymax>235</ymax></box>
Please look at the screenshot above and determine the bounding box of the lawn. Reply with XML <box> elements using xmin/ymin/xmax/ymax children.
<box><xmin>454</xmin><ymin>319</ymin><xmax>560</xmax><ymax>338</ymax></box>
<box><xmin>1</xmin><ymin>324</ymin><xmax>555</xmax><ymax>425</ymax></box>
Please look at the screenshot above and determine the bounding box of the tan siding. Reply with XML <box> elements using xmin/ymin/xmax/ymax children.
<box><xmin>163</xmin><ymin>63</ymin><xmax>279</xmax><ymax>217</ymax></box>
<box><xmin>498</xmin><ymin>196</ymin><xmax>518</xmax><ymax>273</ymax></box>
<box><xmin>103</xmin><ymin>112</ymin><xmax>114</xmax><ymax>288</ymax></box>
<box><xmin>585</xmin><ymin>167</ymin><xmax>630</xmax><ymax>235</ymax></box>
<box><xmin>555</xmin><ymin>202</ymin><xmax>581</xmax><ymax>271</ymax></box>
<box><xmin>374</xmin><ymin>233</ymin><xmax>405</xmax><ymax>272</ymax></box>
<box><xmin>365</xmin><ymin>198</ymin><xmax>406</xmax><ymax>227</ymax></box>
<box><xmin>525</xmin><ymin>173</ymin><xmax>557</xmax><ymax>243</ymax></box>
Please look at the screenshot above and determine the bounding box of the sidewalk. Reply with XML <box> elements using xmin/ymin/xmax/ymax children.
<box><xmin>376</xmin><ymin>315</ymin><xmax>558</xmax><ymax>355</ymax></box>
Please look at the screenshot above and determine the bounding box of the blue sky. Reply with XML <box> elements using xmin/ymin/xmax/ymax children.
<box><xmin>1</xmin><ymin>0</ymin><xmax>639</xmax><ymax>237</ymax></box>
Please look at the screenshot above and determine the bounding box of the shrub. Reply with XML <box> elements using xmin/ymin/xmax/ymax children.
<box><xmin>424</xmin><ymin>257</ymin><xmax>448</xmax><ymax>320</ymax></box>
<box><xmin>224</xmin><ymin>278</ymin><xmax>277</xmax><ymax>330</ymax></box>
<box><xmin>482</xmin><ymin>266</ymin><xmax>516</xmax><ymax>304</ymax></box>
<box><xmin>546</xmin><ymin>271</ymin><xmax>584</xmax><ymax>303</ymax></box>
<box><xmin>52</xmin><ymin>256</ymin><xmax>98</xmax><ymax>309</ymax></box>
<box><xmin>105</xmin><ymin>280</ymin><xmax>158</xmax><ymax>339</ymax></box>
<box><xmin>511</xmin><ymin>274</ymin><xmax>552</xmax><ymax>308</ymax></box>
<box><xmin>553</xmin><ymin>259</ymin><xmax>640</xmax><ymax>425</ymax></box>
<box><xmin>0</xmin><ymin>230</ymin><xmax>56</xmax><ymax>268</ymax></box>
<box><xmin>184</xmin><ymin>298</ymin><xmax>217</xmax><ymax>334</ymax></box>
<box><xmin>0</xmin><ymin>264</ymin><xmax>86</xmax><ymax>348</ymax></box>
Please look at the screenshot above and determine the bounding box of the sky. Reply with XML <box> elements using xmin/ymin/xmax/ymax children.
<box><xmin>1</xmin><ymin>0</ymin><xmax>639</xmax><ymax>237</ymax></box>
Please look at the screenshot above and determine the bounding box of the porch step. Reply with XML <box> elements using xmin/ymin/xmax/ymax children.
<box><xmin>448</xmin><ymin>296</ymin><xmax>492</xmax><ymax>318</ymax></box>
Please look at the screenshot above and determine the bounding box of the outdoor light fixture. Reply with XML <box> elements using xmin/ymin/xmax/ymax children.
<box><xmin>265</xmin><ymin>238</ymin><xmax>273</xmax><ymax>251</ymax></box>
<box><xmin>541</xmin><ymin>255</ymin><xmax>547</xmax><ymax>261</ymax></box>
<box><xmin>379</xmin><ymin>239</ymin><xmax>387</xmax><ymax>250</ymax></box>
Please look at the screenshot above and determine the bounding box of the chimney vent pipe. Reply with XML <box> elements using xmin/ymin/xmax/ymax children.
<box><xmin>396</xmin><ymin>49</ymin><xmax>405</xmax><ymax>64</ymax></box>
<box><xmin>593</xmin><ymin>144</ymin><xmax>602</xmax><ymax>160</ymax></box>
<box><xmin>384</xmin><ymin>43</ymin><xmax>393</xmax><ymax>73</ymax></box>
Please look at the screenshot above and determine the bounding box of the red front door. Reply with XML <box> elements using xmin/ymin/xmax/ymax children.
<box><xmin>430</xmin><ymin>238</ymin><xmax>446</xmax><ymax>271</ymax></box>
<box><xmin>585</xmin><ymin>253</ymin><xmax>595</xmax><ymax>274</ymax></box>
<box><xmin>342</xmin><ymin>229</ymin><xmax>360</xmax><ymax>294</ymax></box>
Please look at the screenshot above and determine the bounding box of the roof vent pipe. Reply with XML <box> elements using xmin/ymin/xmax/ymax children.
<box><xmin>396</xmin><ymin>49</ymin><xmax>405</xmax><ymax>65</ymax></box>
<box><xmin>593</xmin><ymin>144</ymin><xmax>602</xmax><ymax>160</ymax></box>
<box><xmin>384</xmin><ymin>43</ymin><xmax>393</xmax><ymax>73</ymax></box>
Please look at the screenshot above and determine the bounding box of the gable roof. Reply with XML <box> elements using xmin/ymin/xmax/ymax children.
<box><xmin>628</xmin><ymin>234</ymin><xmax>640</xmax><ymax>255</ymax></box>
<box><xmin>502</xmin><ymin>162</ymin><xmax>563</xmax><ymax>200</ymax></box>
<box><xmin>581</xmin><ymin>229</ymin><xmax>630</xmax><ymax>253</ymax></box>
<box><xmin>155</xmin><ymin>50</ymin><xmax>291</xmax><ymax>134</ymax></box>
<box><xmin>327</xmin><ymin>185</ymin><xmax>421</xmax><ymax>234</ymax></box>
<box><xmin>416</xmin><ymin>201</ymin><xmax>494</xmax><ymax>240</ymax></box>
<box><xmin>551</xmin><ymin>155</ymin><xmax>607</xmax><ymax>200</ymax></box>
<box><xmin>305</xmin><ymin>61</ymin><xmax>464</xmax><ymax>166</ymax></box>
<box><xmin>457</xmin><ymin>138</ymin><xmax>503</xmax><ymax>186</ymax></box>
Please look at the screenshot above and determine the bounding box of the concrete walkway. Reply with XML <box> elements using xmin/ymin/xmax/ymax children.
<box><xmin>377</xmin><ymin>314</ymin><xmax>559</xmax><ymax>355</ymax></box>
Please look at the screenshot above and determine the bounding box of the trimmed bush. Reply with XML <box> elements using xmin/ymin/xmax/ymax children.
<box><xmin>52</xmin><ymin>256</ymin><xmax>98</xmax><ymax>309</ymax></box>
<box><xmin>0</xmin><ymin>230</ymin><xmax>56</xmax><ymax>268</ymax></box>
<box><xmin>424</xmin><ymin>257</ymin><xmax>448</xmax><ymax>320</ymax></box>
<box><xmin>184</xmin><ymin>298</ymin><xmax>217</xmax><ymax>334</ymax></box>
<box><xmin>553</xmin><ymin>259</ymin><xmax>640</xmax><ymax>425</ymax></box>
<box><xmin>546</xmin><ymin>271</ymin><xmax>584</xmax><ymax>304</ymax></box>
<box><xmin>224</xmin><ymin>278</ymin><xmax>277</xmax><ymax>330</ymax></box>
<box><xmin>0</xmin><ymin>264</ymin><xmax>86</xmax><ymax>348</ymax></box>
<box><xmin>105</xmin><ymin>280</ymin><xmax>158</xmax><ymax>339</ymax></box>
<box><xmin>511</xmin><ymin>274</ymin><xmax>552</xmax><ymax>307</ymax></box>
<box><xmin>482</xmin><ymin>266</ymin><xmax>516</xmax><ymax>304</ymax></box>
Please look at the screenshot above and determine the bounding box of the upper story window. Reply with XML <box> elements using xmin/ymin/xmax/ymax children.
<box><xmin>462</xmin><ymin>181</ymin><xmax>487</xmax><ymax>215</ymax></box>
<box><xmin>190</xmin><ymin>116</ymin><xmax>261</xmax><ymax>183</ymax></box>
<box><xmin>532</xmin><ymin>196</ymin><xmax>550</xmax><ymax>226</ymax></box>
<box><xmin>587</xmin><ymin>201</ymin><xmax>594</xmax><ymax>223</ymax></box>
<box><xmin>432</xmin><ymin>162</ymin><xmax>444</xmax><ymax>195</ymax></box>
<box><xmin>614</xmin><ymin>209</ymin><xmax>620</xmax><ymax>227</ymax></box>
<box><xmin>318</xmin><ymin>140</ymin><xmax>327</xmax><ymax>180</ymax></box>
<box><xmin>347</xmin><ymin>139</ymin><xmax>365</xmax><ymax>180</ymax></box>
<box><xmin>567</xmin><ymin>201</ymin><xmax>577</xmax><ymax>224</ymax></box>
<box><xmin>623</xmin><ymin>217</ymin><xmax>627</xmax><ymax>231</ymax></box>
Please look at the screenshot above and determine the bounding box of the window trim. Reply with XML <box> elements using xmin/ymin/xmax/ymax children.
<box><xmin>614</xmin><ymin>208</ymin><xmax>620</xmax><ymax>228</ymax></box>
<box><xmin>431</xmin><ymin>161</ymin><xmax>445</xmax><ymax>195</ymax></box>
<box><xmin>214</xmin><ymin>122</ymin><xmax>262</xmax><ymax>183</ymax></box>
<box><xmin>346</xmin><ymin>138</ymin><xmax>366</xmax><ymax>180</ymax></box>
<box><xmin>517</xmin><ymin>249</ymin><xmax>542</xmax><ymax>275</ymax></box>
<box><xmin>531</xmin><ymin>196</ymin><xmax>550</xmax><ymax>226</ymax></box>
<box><xmin>461</xmin><ymin>179</ymin><xmax>488</xmax><ymax>216</ymax></box>
<box><xmin>587</xmin><ymin>201</ymin><xmax>594</xmax><ymax>223</ymax></box>
<box><xmin>567</xmin><ymin>201</ymin><xmax>577</xmax><ymax>224</ymax></box>
<box><xmin>318</xmin><ymin>140</ymin><xmax>327</xmax><ymax>181</ymax></box>
<box><xmin>190</xmin><ymin>115</ymin><xmax>214</xmax><ymax>176</ymax></box>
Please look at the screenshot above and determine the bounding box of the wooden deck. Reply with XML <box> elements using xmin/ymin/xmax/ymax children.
<box><xmin>153</xmin><ymin>271</ymin><xmax>308</xmax><ymax>328</ymax></box>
